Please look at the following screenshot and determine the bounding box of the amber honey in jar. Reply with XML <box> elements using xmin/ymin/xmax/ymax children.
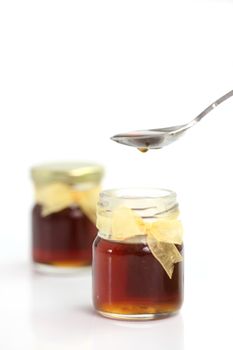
<box><xmin>31</xmin><ymin>162</ymin><xmax>104</xmax><ymax>273</ymax></box>
<box><xmin>93</xmin><ymin>188</ymin><xmax>184</xmax><ymax>320</ymax></box>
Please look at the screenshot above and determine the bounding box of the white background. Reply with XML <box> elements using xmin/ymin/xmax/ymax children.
<box><xmin>0</xmin><ymin>0</ymin><xmax>233</xmax><ymax>349</ymax></box>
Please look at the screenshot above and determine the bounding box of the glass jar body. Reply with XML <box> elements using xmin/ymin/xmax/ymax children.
<box><xmin>32</xmin><ymin>204</ymin><xmax>97</xmax><ymax>272</ymax></box>
<box><xmin>93</xmin><ymin>235</ymin><xmax>184</xmax><ymax>320</ymax></box>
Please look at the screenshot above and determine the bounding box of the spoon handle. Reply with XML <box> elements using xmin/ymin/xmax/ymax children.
<box><xmin>188</xmin><ymin>89</ymin><xmax>233</xmax><ymax>128</ymax></box>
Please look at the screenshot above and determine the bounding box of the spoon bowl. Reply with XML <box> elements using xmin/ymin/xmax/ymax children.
<box><xmin>111</xmin><ymin>125</ymin><xmax>186</xmax><ymax>149</ymax></box>
<box><xmin>111</xmin><ymin>90</ymin><xmax>233</xmax><ymax>150</ymax></box>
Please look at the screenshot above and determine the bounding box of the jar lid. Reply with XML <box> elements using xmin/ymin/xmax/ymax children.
<box><xmin>31</xmin><ymin>162</ymin><xmax>104</xmax><ymax>185</ymax></box>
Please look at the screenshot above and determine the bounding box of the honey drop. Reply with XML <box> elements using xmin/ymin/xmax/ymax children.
<box><xmin>137</xmin><ymin>147</ymin><xmax>149</xmax><ymax>153</ymax></box>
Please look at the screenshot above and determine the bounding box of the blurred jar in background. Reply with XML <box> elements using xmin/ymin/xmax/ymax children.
<box><xmin>31</xmin><ymin>162</ymin><xmax>104</xmax><ymax>273</ymax></box>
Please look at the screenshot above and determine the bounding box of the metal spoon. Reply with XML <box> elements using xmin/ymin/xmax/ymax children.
<box><xmin>111</xmin><ymin>90</ymin><xmax>233</xmax><ymax>150</ymax></box>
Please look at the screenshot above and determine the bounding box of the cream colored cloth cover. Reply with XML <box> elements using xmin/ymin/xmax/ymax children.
<box><xmin>35</xmin><ymin>182</ymin><xmax>100</xmax><ymax>224</ymax></box>
<box><xmin>97</xmin><ymin>206</ymin><xmax>183</xmax><ymax>278</ymax></box>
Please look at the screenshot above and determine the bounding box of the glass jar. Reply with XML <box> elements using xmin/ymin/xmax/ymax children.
<box><xmin>93</xmin><ymin>188</ymin><xmax>184</xmax><ymax>320</ymax></box>
<box><xmin>31</xmin><ymin>162</ymin><xmax>104</xmax><ymax>273</ymax></box>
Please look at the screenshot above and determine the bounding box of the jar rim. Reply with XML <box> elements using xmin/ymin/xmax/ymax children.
<box><xmin>100</xmin><ymin>187</ymin><xmax>176</xmax><ymax>200</ymax></box>
<box><xmin>98</xmin><ymin>187</ymin><xmax>178</xmax><ymax>217</ymax></box>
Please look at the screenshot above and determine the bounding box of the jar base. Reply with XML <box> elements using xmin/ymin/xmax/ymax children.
<box><xmin>97</xmin><ymin>310</ymin><xmax>177</xmax><ymax>321</ymax></box>
<box><xmin>33</xmin><ymin>262</ymin><xmax>91</xmax><ymax>275</ymax></box>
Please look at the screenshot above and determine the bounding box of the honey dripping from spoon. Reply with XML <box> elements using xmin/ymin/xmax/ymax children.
<box><xmin>137</xmin><ymin>147</ymin><xmax>149</xmax><ymax>153</ymax></box>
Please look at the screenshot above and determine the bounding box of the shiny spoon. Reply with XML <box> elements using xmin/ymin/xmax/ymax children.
<box><xmin>111</xmin><ymin>89</ymin><xmax>233</xmax><ymax>150</ymax></box>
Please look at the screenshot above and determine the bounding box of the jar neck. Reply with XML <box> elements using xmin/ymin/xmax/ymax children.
<box><xmin>96</xmin><ymin>188</ymin><xmax>180</xmax><ymax>242</ymax></box>
<box><xmin>97</xmin><ymin>188</ymin><xmax>178</xmax><ymax>220</ymax></box>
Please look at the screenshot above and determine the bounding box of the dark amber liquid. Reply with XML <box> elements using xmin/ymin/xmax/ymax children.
<box><xmin>32</xmin><ymin>204</ymin><xmax>97</xmax><ymax>267</ymax></box>
<box><xmin>93</xmin><ymin>237</ymin><xmax>183</xmax><ymax>317</ymax></box>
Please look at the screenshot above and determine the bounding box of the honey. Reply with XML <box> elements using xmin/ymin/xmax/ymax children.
<box><xmin>93</xmin><ymin>237</ymin><xmax>183</xmax><ymax>319</ymax></box>
<box><xmin>137</xmin><ymin>147</ymin><xmax>149</xmax><ymax>153</ymax></box>
<box><xmin>32</xmin><ymin>204</ymin><xmax>97</xmax><ymax>267</ymax></box>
